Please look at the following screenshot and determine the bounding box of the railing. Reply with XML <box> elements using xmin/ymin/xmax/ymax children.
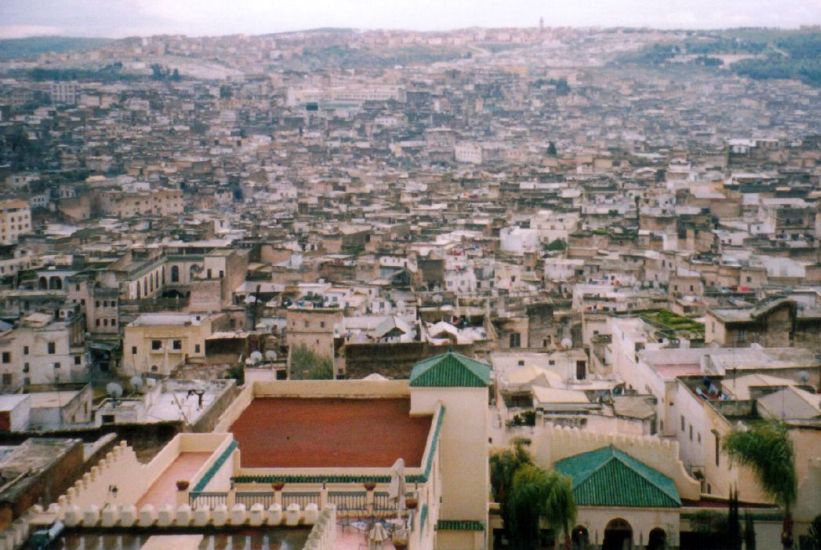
<box><xmin>328</xmin><ymin>491</ymin><xmax>367</xmax><ymax>511</ymax></box>
<box><xmin>373</xmin><ymin>491</ymin><xmax>394</xmax><ymax>513</ymax></box>
<box><xmin>236</xmin><ymin>491</ymin><xmax>276</xmax><ymax>507</ymax></box>
<box><xmin>189</xmin><ymin>491</ymin><xmax>227</xmax><ymax>508</ymax></box>
<box><xmin>281</xmin><ymin>491</ymin><xmax>321</xmax><ymax>509</ymax></box>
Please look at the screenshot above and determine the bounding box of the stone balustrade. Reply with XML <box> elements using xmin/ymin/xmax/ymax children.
<box><xmin>38</xmin><ymin>501</ymin><xmax>326</xmax><ymax>530</ymax></box>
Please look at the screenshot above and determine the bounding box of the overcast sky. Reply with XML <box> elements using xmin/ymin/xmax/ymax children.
<box><xmin>1</xmin><ymin>0</ymin><xmax>819</xmax><ymax>39</ymax></box>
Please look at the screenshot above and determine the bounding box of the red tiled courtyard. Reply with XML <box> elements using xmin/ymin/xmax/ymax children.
<box><xmin>230</xmin><ymin>398</ymin><xmax>432</xmax><ymax>468</ymax></box>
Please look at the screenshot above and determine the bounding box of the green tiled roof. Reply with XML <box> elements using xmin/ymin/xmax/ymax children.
<box><xmin>437</xmin><ymin>520</ymin><xmax>485</xmax><ymax>531</ymax></box>
<box><xmin>554</xmin><ymin>446</ymin><xmax>681</xmax><ymax>508</ymax></box>
<box><xmin>410</xmin><ymin>351</ymin><xmax>491</xmax><ymax>388</ymax></box>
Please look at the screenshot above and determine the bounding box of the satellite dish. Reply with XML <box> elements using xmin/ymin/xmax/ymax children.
<box><xmin>130</xmin><ymin>376</ymin><xmax>144</xmax><ymax>391</ymax></box>
<box><xmin>106</xmin><ymin>383</ymin><xmax>123</xmax><ymax>399</ymax></box>
<box><xmin>798</xmin><ymin>371</ymin><xmax>810</xmax><ymax>384</ymax></box>
<box><xmin>250</xmin><ymin>351</ymin><xmax>263</xmax><ymax>364</ymax></box>
<box><xmin>265</xmin><ymin>350</ymin><xmax>277</xmax><ymax>361</ymax></box>
<box><xmin>560</xmin><ymin>338</ymin><xmax>572</xmax><ymax>349</ymax></box>
<box><xmin>145</xmin><ymin>378</ymin><xmax>157</xmax><ymax>388</ymax></box>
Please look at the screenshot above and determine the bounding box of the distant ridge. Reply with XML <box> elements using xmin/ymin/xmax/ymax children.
<box><xmin>0</xmin><ymin>36</ymin><xmax>113</xmax><ymax>61</ymax></box>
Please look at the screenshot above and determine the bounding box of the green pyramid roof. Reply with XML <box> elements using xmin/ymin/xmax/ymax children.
<box><xmin>554</xmin><ymin>446</ymin><xmax>681</xmax><ymax>508</ymax></box>
<box><xmin>409</xmin><ymin>351</ymin><xmax>491</xmax><ymax>388</ymax></box>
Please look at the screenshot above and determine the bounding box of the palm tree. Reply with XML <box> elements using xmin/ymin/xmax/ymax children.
<box><xmin>723</xmin><ymin>419</ymin><xmax>797</xmax><ymax>549</ymax></box>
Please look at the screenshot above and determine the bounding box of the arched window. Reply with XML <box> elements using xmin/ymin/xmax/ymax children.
<box><xmin>171</xmin><ymin>265</ymin><xmax>180</xmax><ymax>283</ymax></box>
<box><xmin>49</xmin><ymin>276</ymin><xmax>62</xmax><ymax>290</ymax></box>
<box><xmin>39</xmin><ymin>277</ymin><xmax>48</xmax><ymax>289</ymax></box>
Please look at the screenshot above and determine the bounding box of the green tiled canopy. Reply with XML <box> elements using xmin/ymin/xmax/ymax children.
<box><xmin>409</xmin><ymin>351</ymin><xmax>491</xmax><ymax>388</ymax></box>
<box><xmin>554</xmin><ymin>446</ymin><xmax>681</xmax><ymax>508</ymax></box>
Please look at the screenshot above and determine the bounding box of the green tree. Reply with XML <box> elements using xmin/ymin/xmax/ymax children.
<box><xmin>724</xmin><ymin>420</ymin><xmax>797</xmax><ymax>549</ymax></box>
<box><xmin>543</xmin><ymin>471</ymin><xmax>577</xmax><ymax>549</ymax></box>
<box><xmin>490</xmin><ymin>439</ymin><xmax>534</xmax><ymax>544</ymax></box>
<box><xmin>289</xmin><ymin>344</ymin><xmax>334</xmax><ymax>380</ymax></box>
<box><xmin>744</xmin><ymin>511</ymin><xmax>756</xmax><ymax>550</ymax></box>
<box><xmin>727</xmin><ymin>486</ymin><xmax>742</xmax><ymax>550</ymax></box>
<box><xmin>508</xmin><ymin>465</ymin><xmax>577</xmax><ymax>549</ymax></box>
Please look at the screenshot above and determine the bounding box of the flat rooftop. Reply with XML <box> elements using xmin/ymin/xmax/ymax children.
<box><xmin>230</xmin><ymin>398</ymin><xmax>432</xmax><ymax>468</ymax></box>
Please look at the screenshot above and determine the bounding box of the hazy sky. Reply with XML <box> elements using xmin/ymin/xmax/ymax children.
<box><xmin>1</xmin><ymin>0</ymin><xmax>819</xmax><ymax>39</ymax></box>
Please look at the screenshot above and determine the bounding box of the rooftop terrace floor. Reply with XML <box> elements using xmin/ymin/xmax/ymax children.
<box><xmin>137</xmin><ymin>452</ymin><xmax>212</xmax><ymax>509</ymax></box>
<box><xmin>230</xmin><ymin>398</ymin><xmax>432</xmax><ymax>468</ymax></box>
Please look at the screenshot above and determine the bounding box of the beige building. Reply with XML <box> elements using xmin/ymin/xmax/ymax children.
<box><xmin>122</xmin><ymin>312</ymin><xmax>223</xmax><ymax>376</ymax></box>
<box><xmin>97</xmin><ymin>188</ymin><xmax>183</xmax><ymax>219</ymax></box>
<box><xmin>0</xmin><ymin>200</ymin><xmax>31</xmax><ymax>245</ymax></box>
<box><xmin>0</xmin><ymin>312</ymin><xmax>86</xmax><ymax>388</ymax></box>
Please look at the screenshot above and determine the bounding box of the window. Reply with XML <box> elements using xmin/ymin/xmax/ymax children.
<box><xmin>132</xmin><ymin>346</ymin><xmax>137</xmax><ymax>355</ymax></box>
<box><xmin>1</xmin><ymin>352</ymin><xmax>10</xmax><ymax>363</ymax></box>
<box><xmin>171</xmin><ymin>265</ymin><xmax>179</xmax><ymax>283</ymax></box>
<box><xmin>1</xmin><ymin>374</ymin><xmax>11</xmax><ymax>385</ymax></box>
<box><xmin>74</xmin><ymin>355</ymin><xmax>81</xmax><ymax>365</ymax></box>
<box><xmin>53</xmin><ymin>362</ymin><xmax>60</xmax><ymax>369</ymax></box>
<box><xmin>680</xmin><ymin>415</ymin><xmax>685</xmax><ymax>431</ymax></box>
<box><xmin>152</xmin><ymin>340</ymin><xmax>162</xmax><ymax>351</ymax></box>
<box><xmin>715</xmin><ymin>433</ymin><xmax>720</xmax><ymax>466</ymax></box>
<box><xmin>576</xmin><ymin>360</ymin><xmax>587</xmax><ymax>380</ymax></box>
<box><xmin>509</xmin><ymin>333</ymin><xmax>521</xmax><ymax>348</ymax></box>
<box><xmin>173</xmin><ymin>340</ymin><xmax>182</xmax><ymax>350</ymax></box>
<box><xmin>689</xmin><ymin>425</ymin><xmax>693</xmax><ymax>441</ymax></box>
<box><xmin>96</xmin><ymin>319</ymin><xmax>100</xmax><ymax>327</ymax></box>
<box><xmin>48</xmin><ymin>342</ymin><xmax>56</xmax><ymax>354</ymax></box>
<box><xmin>195</xmin><ymin>344</ymin><xmax>201</xmax><ymax>353</ymax></box>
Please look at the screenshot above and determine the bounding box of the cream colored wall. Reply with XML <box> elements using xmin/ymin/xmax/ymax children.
<box><xmin>56</xmin><ymin>434</ymin><xmax>233</xmax><ymax>509</ymax></box>
<box><xmin>792</xmin><ymin>432</ymin><xmax>821</xmax><ymax>523</ymax></box>
<box><xmin>531</xmin><ymin>424</ymin><xmax>701</xmax><ymax>501</ymax></box>
<box><xmin>576</xmin><ymin>507</ymin><xmax>679</xmax><ymax>547</ymax></box>
<box><xmin>411</xmin><ymin>387</ymin><xmax>489</xmax><ymax>527</ymax></box>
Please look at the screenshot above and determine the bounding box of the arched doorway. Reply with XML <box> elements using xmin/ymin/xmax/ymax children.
<box><xmin>647</xmin><ymin>528</ymin><xmax>666</xmax><ymax>550</ymax></box>
<box><xmin>603</xmin><ymin>518</ymin><xmax>633</xmax><ymax>550</ymax></box>
<box><xmin>572</xmin><ymin>525</ymin><xmax>589</xmax><ymax>549</ymax></box>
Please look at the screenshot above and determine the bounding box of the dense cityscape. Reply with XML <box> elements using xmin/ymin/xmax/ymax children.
<box><xmin>0</xmin><ymin>21</ymin><xmax>819</xmax><ymax>550</ymax></box>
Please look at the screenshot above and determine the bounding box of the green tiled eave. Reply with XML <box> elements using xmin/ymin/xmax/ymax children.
<box><xmin>555</xmin><ymin>446</ymin><xmax>681</xmax><ymax>508</ymax></box>
<box><xmin>410</xmin><ymin>351</ymin><xmax>491</xmax><ymax>388</ymax></box>
<box><xmin>437</xmin><ymin>520</ymin><xmax>485</xmax><ymax>531</ymax></box>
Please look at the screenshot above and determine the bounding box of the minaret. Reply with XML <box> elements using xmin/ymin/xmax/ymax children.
<box><xmin>540</xmin><ymin>17</ymin><xmax>544</xmax><ymax>31</ymax></box>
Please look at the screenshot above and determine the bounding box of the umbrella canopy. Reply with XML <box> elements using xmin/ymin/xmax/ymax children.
<box><xmin>388</xmin><ymin>458</ymin><xmax>406</xmax><ymax>512</ymax></box>
<box><xmin>369</xmin><ymin>522</ymin><xmax>388</xmax><ymax>542</ymax></box>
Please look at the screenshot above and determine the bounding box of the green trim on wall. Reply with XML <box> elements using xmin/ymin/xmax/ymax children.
<box><xmin>193</xmin><ymin>440</ymin><xmax>238</xmax><ymax>492</ymax></box>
